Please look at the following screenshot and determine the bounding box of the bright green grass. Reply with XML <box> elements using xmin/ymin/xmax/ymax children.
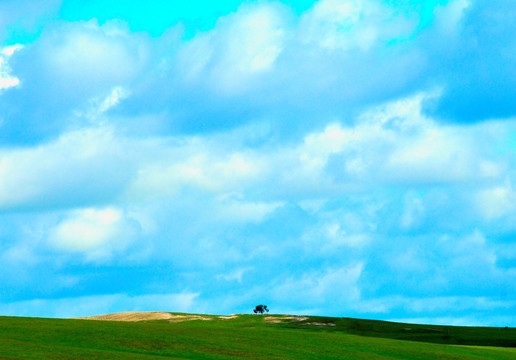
<box><xmin>0</xmin><ymin>314</ymin><xmax>515</xmax><ymax>359</ymax></box>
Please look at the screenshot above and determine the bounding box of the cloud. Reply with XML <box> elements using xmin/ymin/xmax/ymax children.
<box><xmin>476</xmin><ymin>180</ymin><xmax>516</xmax><ymax>220</ymax></box>
<box><xmin>0</xmin><ymin>45</ymin><xmax>22</xmax><ymax>91</ymax></box>
<box><xmin>211</xmin><ymin>196</ymin><xmax>283</xmax><ymax>224</ymax></box>
<box><xmin>46</xmin><ymin>20</ymin><xmax>144</xmax><ymax>86</ymax></box>
<box><xmin>2</xmin><ymin>0</ymin><xmax>514</xmax><ymax>147</ymax></box>
<box><xmin>47</xmin><ymin>207</ymin><xmax>140</xmax><ymax>261</ymax></box>
<box><xmin>0</xmin><ymin>127</ymin><xmax>136</xmax><ymax>211</ymax></box>
<box><xmin>299</xmin><ymin>0</ymin><xmax>415</xmax><ymax>50</ymax></box>
<box><xmin>177</xmin><ymin>2</ymin><xmax>289</xmax><ymax>93</ymax></box>
<box><xmin>112</xmin><ymin>0</ymin><xmax>427</xmax><ymax>137</ymax></box>
<box><xmin>0</xmin><ymin>19</ymin><xmax>149</xmax><ymax>144</ymax></box>
<box><xmin>128</xmin><ymin>149</ymin><xmax>265</xmax><ymax>198</ymax></box>
<box><xmin>302</xmin><ymin>92</ymin><xmax>512</xmax><ymax>187</ymax></box>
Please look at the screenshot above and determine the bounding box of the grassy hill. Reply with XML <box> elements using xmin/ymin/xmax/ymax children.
<box><xmin>0</xmin><ymin>312</ymin><xmax>515</xmax><ymax>359</ymax></box>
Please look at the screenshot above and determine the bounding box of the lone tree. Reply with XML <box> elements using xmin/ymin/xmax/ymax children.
<box><xmin>253</xmin><ymin>305</ymin><xmax>269</xmax><ymax>314</ymax></box>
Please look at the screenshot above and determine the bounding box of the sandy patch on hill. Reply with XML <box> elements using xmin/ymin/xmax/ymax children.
<box><xmin>75</xmin><ymin>312</ymin><xmax>175</xmax><ymax>322</ymax></box>
<box><xmin>218</xmin><ymin>315</ymin><xmax>239</xmax><ymax>320</ymax></box>
<box><xmin>168</xmin><ymin>314</ymin><xmax>213</xmax><ymax>323</ymax></box>
<box><xmin>75</xmin><ymin>312</ymin><xmax>214</xmax><ymax>322</ymax></box>
<box><xmin>264</xmin><ymin>316</ymin><xmax>309</xmax><ymax>324</ymax></box>
<box><xmin>300</xmin><ymin>322</ymin><xmax>336</xmax><ymax>327</ymax></box>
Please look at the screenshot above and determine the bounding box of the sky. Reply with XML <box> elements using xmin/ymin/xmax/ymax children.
<box><xmin>0</xmin><ymin>0</ymin><xmax>515</xmax><ymax>326</ymax></box>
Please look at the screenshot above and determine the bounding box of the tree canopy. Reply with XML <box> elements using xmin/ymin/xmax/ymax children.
<box><xmin>253</xmin><ymin>305</ymin><xmax>269</xmax><ymax>314</ymax></box>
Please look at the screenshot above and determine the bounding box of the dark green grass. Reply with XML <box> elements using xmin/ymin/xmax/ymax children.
<box><xmin>283</xmin><ymin>315</ymin><xmax>516</xmax><ymax>347</ymax></box>
<box><xmin>0</xmin><ymin>314</ymin><xmax>515</xmax><ymax>359</ymax></box>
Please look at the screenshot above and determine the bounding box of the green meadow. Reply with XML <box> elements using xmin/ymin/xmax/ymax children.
<box><xmin>0</xmin><ymin>313</ymin><xmax>515</xmax><ymax>359</ymax></box>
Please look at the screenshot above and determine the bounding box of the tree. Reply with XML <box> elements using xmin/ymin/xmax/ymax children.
<box><xmin>253</xmin><ymin>305</ymin><xmax>269</xmax><ymax>314</ymax></box>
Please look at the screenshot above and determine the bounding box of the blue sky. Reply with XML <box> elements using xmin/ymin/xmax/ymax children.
<box><xmin>0</xmin><ymin>0</ymin><xmax>515</xmax><ymax>326</ymax></box>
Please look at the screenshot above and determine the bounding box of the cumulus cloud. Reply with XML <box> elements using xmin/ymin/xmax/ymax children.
<box><xmin>0</xmin><ymin>45</ymin><xmax>22</xmax><ymax>91</ymax></box>
<box><xmin>46</xmin><ymin>20</ymin><xmax>145</xmax><ymax>86</ymax></box>
<box><xmin>122</xmin><ymin>88</ymin><xmax>507</xmax><ymax>207</ymax></box>
<box><xmin>177</xmin><ymin>2</ymin><xmax>288</xmax><ymax>93</ymax></box>
<box><xmin>0</xmin><ymin>20</ymin><xmax>149</xmax><ymax>144</ymax></box>
<box><xmin>2</xmin><ymin>0</ymin><xmax>515</xmax><ymax>145</ymax></box>
<box><xmin>48</xmin><ymin>207</ymin><xmax>140</xmax><ymax>261</ymax></box>
<box><xmin>128</xmin><ymin>149</ymin><xmax>265</xmax><ymax>199</ymax></box>
<box><xmin>111</xmin><ymin>0</ymin><xmax>427</xmax><ymax>137</ymax></box>
<box><xmin>211</xmin><ymin>196</ymin><xmax>283</xmax><ymax>224</ymax></box>
<box><xmin>0</xmin><ymin>128</ymin><xmax>136</xmax><ymax>211</ymax></box>
<box><xmin>301</xmin><ymin>92</ymin><xmax>511</xmax><ymax>187</ymax></box>
<box><xmin>476</xmin><ymin>180</ymin><xmax>516</xmax><ymax>220</ymax></box>
<box><xmin>299</xmin><ymin>0</ymin><xmax>415</xmax><ymax>50</ymax></box>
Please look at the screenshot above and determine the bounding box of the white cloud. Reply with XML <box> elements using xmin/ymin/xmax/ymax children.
<box><xmin>299</xmin><ymin>0</ymin><xmax>415</xmax><ymax>50</ymax></box>
<box><xmin>47</xmin><ymin>20</ymin><xmax>146</xmax><ymax>84</ymax></box>
<box><xmin>48</xmin><ymin>207</ymin><xmax>140</xmax><ymax>260</ymax></box>
<box><xmin>213</xmin><ymin>196</ymin><xmax>283</xmax><ymax>224</ymax></box>
<box><xmin>298</xmin><ymin>92</ymin><xmax>512</xmax><ymax>187</ymax></box>
<box><xmin>1</xmin><ymin>44</ymin><xmax>24</xmax><ymax>57</ymax></box>
<box><xmin>224</xmin><ymin>5</ymin><xmax>286</xmax><ymax>72</ymax></box>
<box><xmin>0</xmin><ymin>45</ymin><xmax>22</xmax><ymax>91</ymax></box>
<box><xmin>476</xmin><ymin>180</ymin><xmax>516</xmax><ymax>220</ymax></box>
<box><xmin>98</xmin><ymin>86</ymin><xmax>130</xmax><ymax>113</ymax></box>
<box><xmin>74</xmin><ymin>86</ymin><xmax>131</xmax><ymax>126</ymax></box>
<box><xmin>127</xmin><ymin>145</ymin><xmax>264</xmax><ymax>199</ymax></box>
<box><xmin>299</xmin><ymin>94</ymin><xmax>433</xmax><ymax>177</ymax></box>
<box><xmin>11</xmin><ymin>19</ymin><xmax>148</xmax><ymax>104</ymax></box>
<box><xmin>386</xmin><ymin>129</ymin><xmax>474</xmax><ymax>183</ymax></box>
<box><xmin>114</xmin><ymin>92</ymin><xmax>515</xmax><ymax>222</ymax></box>
<box><xmin>1</xmin><ymin>91</ymin><xmax>512</xmax><ymax>233</ymax></box>
<box><xmin>178</xmin><ymin>3</ymin><xmax>287</xmax><ymax>92</ymax></box>
<box><xmin>0</xmin><ymin>128</ymin><xmax>135</xmax><ymax>210</ymax></box>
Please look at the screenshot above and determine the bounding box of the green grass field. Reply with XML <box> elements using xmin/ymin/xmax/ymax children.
<box><xmin>0</xmin><ymin>313</ymin><xmax>515</xmax><ymax>359</ymax></box>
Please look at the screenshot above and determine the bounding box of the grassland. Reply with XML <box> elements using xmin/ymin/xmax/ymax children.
<box><xmin>0</xmin><ymin>312</ymin><xmax>515</xmax><ymax>359</ymax></box>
